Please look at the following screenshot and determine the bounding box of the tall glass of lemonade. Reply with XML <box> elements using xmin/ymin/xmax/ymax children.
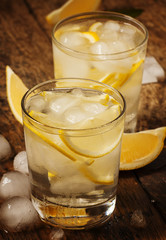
<box><xmin>22</xmin><ymin>78</ymin><xmax>125</xmax><ymax>229</ymax></box>
<box><xmin>52</xmin><ymin>12</ymin><xmax>148</xmax><ymax>132</ymax></box>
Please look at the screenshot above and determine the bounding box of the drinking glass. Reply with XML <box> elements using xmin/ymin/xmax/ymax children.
<box><xmin>52</xmin><ymin>11</ymin><xmax>148</xmax><ymax>132</ymax></box>
<box><xmin>22</xmin><ymin>78</ymin><xmax>125</xmax><ymax>229</ymax></box>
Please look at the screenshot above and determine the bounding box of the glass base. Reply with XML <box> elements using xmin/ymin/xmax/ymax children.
<box><xmin>32</xmin><ymin>195</ymin><xmax>116</xmax><ymax>230</ymax></box>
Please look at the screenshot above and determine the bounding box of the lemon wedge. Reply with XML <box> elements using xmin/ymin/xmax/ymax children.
<box><xmin>6</xmin><ymin>66</ymin><xmax>28</xmax><ymax>124</ymax></box>
<box><xmin>46</xmin><ymin>0</ymin><xmax>101</xmax><ymax>25</ymax></box>
<box><xmin>120</xmin><ymin>127</ymin><xmax>166</xmax><ymax>170</ymax></box>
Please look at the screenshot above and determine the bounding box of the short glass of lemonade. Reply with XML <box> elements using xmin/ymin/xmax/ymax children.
<box><xmin>52</xmin><ymin>12</ymin><xmax>148</xmax><ymax>132</ymax></box>
<box><xmin>22</xmin><ymin>78</ymin><xmax>125</xmax><ymax>229</ymax></box>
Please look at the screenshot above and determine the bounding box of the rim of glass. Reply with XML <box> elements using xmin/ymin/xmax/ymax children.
<box><xmin>52</xmin><ymin>11</ymin><xmax>148</xmax><ymax>60</ymax></box>
<box><xmin>21</xmin><ymin>78</ymin><xmax>126</xmax><ymax>134</ymax></box>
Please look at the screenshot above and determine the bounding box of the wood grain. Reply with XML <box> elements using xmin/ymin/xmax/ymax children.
<box><xmin>0</xmin><ymin>0</ymin><xmax>165</xmax><ymax>239</ymax></box>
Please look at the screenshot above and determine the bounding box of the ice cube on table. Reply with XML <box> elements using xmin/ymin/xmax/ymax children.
<box><xmin>49</xmin><ymin>228</ymin><xmax>66</xmax><ymax>240</ymax></box>
<box><xmin>0</xmin><ymin>135</ymin><xmax>12</xmax><ymax>162</ymax></box>
<box><xmin>130</xmin><ymin>209</ymin><xmax>146</xmax><ymax>227</ymax></box>
<box><xmin>0</xmin><ymin>196</ymin><xmax>41</xmax><ymax>232</ymax></box>
<box><xmin>13</xmin><ymin>151</ymin><xmax>29</xmax><ymax>175</ymax></box>
<box><xmin>142</xmin><ymin>56</ymin><xmax>165</xmax><ymax>84</ymax></box>
<box><xmin>0</xmin><ymin>171</ymin><xmax>31</xmax><ymax>200</ymax></box>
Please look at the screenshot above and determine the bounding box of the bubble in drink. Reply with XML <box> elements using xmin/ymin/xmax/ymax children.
<box><xmin>0</xmin><ymin>171</ymin><xmax>31</xmax><ymax>200</ymax></box>
<box><xmin>0</xmin><ymin>135</ymin><xmax>12</xmax><ymax>162</ymax></box>
<box><xmin>13</xmin><ymin>151</ymin><xmax>29</xmax><ymax>175</ymax></box>
<box><xmin>0</xmin><ymin>196</ymin><xmax>41</xmax><ymax>232</ymax></box>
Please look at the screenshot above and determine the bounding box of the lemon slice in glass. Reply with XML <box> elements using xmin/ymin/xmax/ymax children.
<box><xmin>60</xmin><ymin>104</ymin><xmax>122</xmax><ymax>158</ymax></box>
<box><xmin>81</xmin><ymin>32</ymin><xmax>99</xmax><ymax>43</ymax></box>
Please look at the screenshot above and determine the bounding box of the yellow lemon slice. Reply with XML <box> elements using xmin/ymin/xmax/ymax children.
<box><xmin>24</xmin><ymin>111</ymin><xmax>94</xmax><ymax>165</ymax></box>
<box><xmin>99</xmin><ymin>59</ymin><xmax>144</xmax><ymax>89</ymax></box>
<box><xmin>81</xmin><ymin>32</ymin><xmax>99</xmax><ymax>43</ymax></box>
<box><xmin>80</xmin><ymin>165</ymin><xmax>114</xmax><ymax>185</ymax></box>
<box><xmin>6</xmin><ymin>66</ymin><xmax>28</xmax><ymax>124</ymax></box>
<box><xmin>46</xmin><ymin>0</ymin><xmax>101</xmax><ymax>25</ymax></box>
<box><xmin>89</xmin><ymin>22</ymin><xmax>103</xmax><ymax>32</ymax></box>
<box><xmin>120</xmin><ymin>127</ymin><xmax>166</xmax><ymax>170</ymax></box>
<box><xmin>60</xmin><ymin>104</ymin><xmax>122</xmax><ymax>158</ymax></box>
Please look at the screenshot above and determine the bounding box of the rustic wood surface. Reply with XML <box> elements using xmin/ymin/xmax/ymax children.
<box><xmin>0</xmin><ymin>0</ymin><xmax>166</xmax><ymax>239</ymax></box>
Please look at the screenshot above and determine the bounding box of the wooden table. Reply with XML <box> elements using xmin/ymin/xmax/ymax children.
<box><xmin>0</xmin><ymin>0</ymin><xmax>166</xmax><ymax>239</ymax></box>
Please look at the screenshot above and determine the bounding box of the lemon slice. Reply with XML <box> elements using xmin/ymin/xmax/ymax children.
<box><xmin>24</xmin><ymin>111</ymin><xmax>95</xmax><ymax>165</ymax></box>
<box><xmin>112</xmin><ymin>59</ymin><xmax>144</xmax><ymax>89</ymax></box>
<box><xmin>120</xmin><ymin>127</ymin><xmax>166</xmax><ymax>170</ymax></box>
<box><xmin>81</xmin><ymin>32</ymin><xmax>99</xmax><ymax>43</ymax></box>
<box><xmin>89</xmin><ymin>22</ymin><xmax>103</xmax><ymax>32</ymax></box>
<box><xmin>98</xmin><ymin>59</ymin><xmax>144</xmax><ymax>89</ymax></box>
<box><xmin>60</xmin><ymin>104</ymin><xmax>122</xmax><ymax>158</ymax></box>
<box><xmin>80</xmin><ymin>165</ymin><xmax>114</xmax><ymax>185</ymax></box>
<box><xmin>46</xmin><ymin>0</ymin><xmax>101</xmax><ymax>25</ymax></box>
<box><xmin>6</xmin><ymin>66</ymin><xmax>28</xmax><ymax>124</ymax></box>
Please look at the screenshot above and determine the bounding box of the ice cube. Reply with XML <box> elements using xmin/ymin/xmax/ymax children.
<box><xmin>27</xmin><ymin>95</ymin><xmax>46</xmax><ymax>112</ymax></box>
<box><xmin>0</xmin><ymin>135</ymin><xmax>12</xmax><ymax>162</ymax></box>
<box><xmin>0</xmin><ymin>196</ymin><xmax>41</xmax><ymax>232</ymax></box>
<box><xmin>82</xmin><ymin>102</ymin><xmax>106</xmax><ymax>115</ymax></box>
<box><xmin>49</xmin><ymin>95</ymin><xmax>80</xmax><ymax>115</ymax></box>
<box><xmin>59</xmin><ymin>31</ymin><xmax>87</xmax><ymax>49</ymax></box>
<box><xmin>71</xmin><ymin>88</ymin><xmax>84</xmax><ymax>97</ymax></box>
<box><xmin>130</xmin><ymin>209</ymin><xmax>146</xmax><ymax>227</ymax></box>
<box><xmin>108</xmin><ymin>40</ymin><xmax>129</xmax><ymax>53</ymax></box>
<box><xmin>90</xmin><ymin>41</ymin><xmax>109</xmax><ymax>56</ymax></box>
<box><xmin>120</xmin><ymin>24</ymin><xmax>136</xmax><ymax>36</ymax></box>
<box><xmin>142</xmin><ymin>69</ymin><xmax>157</xmax><ymax>84</ymax></box>
<box><xmin>13</xmin><ymin>151</ymin><xmax>29</xmax><ymax>175</ymax></box>
<box><xmin>0</xmin><ymin>171</ymin><xmax>31</xmax><ymax>200</ymax></box>
<box><xmin>50</xmin><ymin>174</ymin><xmax>95</xmax><ymax>194</ymax></box>
<box><xmin>49</xmin><ymin>228</ymin><xmax>66</xmax><ymax>240</ymax></box>
<box><xmin>143</xmin><ymin>56</ymin><xmax>165</xmax><ymax>81</ymax></box>
<box><xmin>64</xmin><ymin>106</ymin><xmax>87</xmax><ymax>124</ymax></box>
<box><xmin>104</xmin><ymin>20</ymin><xmax>121</xmax><ymax>32</ymax></box>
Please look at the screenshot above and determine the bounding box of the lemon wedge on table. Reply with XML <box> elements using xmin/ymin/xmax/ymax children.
<box><xmin>6</xmin><ymin>66</ymin><xmax>28</xmax><ymax>124</ymax></box>
<box><xmin>46</xmin><ymin>0</ymin><xmax>101</xmax><ymax>25</ymax></box>
<box><xmin>120</xmin><ymin>127</ymin><xmax>166</xmax><ymax>170</ymax></box>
